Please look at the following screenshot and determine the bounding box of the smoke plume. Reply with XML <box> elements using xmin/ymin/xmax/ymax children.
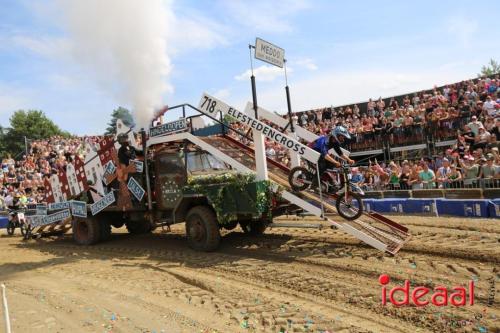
<box><xmin>56</xmin><ymin>0</ymin><xmax>172</xmax><ymax>130</ymax></box>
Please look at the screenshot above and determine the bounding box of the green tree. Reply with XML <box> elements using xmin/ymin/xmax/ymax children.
<box><xmin>105</xmin><ymin>107</ymin><xmax>135</xmax><ymax>135</ymax></box>
<box><xmin>1</xmin><ymin>110</ymin><xmax>69</xmax><ymax>157</ymax></box>
<box><xmin>478</xmin><ymin>58</ymin><xmax>500</xmax><ymax>77</ymax></box>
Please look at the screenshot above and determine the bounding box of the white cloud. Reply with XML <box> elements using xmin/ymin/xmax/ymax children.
<box><xmin>219</xmin><ymin>0</ymin><xmax>310</xmax><ymax>33</ymax></box>
<box><xmin>10</xmin><ymin>34</ymin><xmax>71</xmax><ymax>58</ymax></box>
<box><xmin>248</xmin><ymin>66</ymin><xmax>478</xmax><ymax>113</ymax></box>
<box><xmin>0</xmin><ymin>84</ymin><xmax>34</xmax><ymax>125</ymax></box>
<box><xmin>235</xmin><ymin>65</ymin><xmax>291</xmax><ymax>82</ymax></box>
<box><xmin>213</xmin><ymin>88</ymin><xmax>231</xmax><ymax>100</ymax></box>
<box><xmin>165</xmin><ymin>10</ymin><xmax>228</xmax><ymax>54</ymax></box>
<box><xmin>292</xmin><ymin>58</ymin><xmax>318</xmax><ymax>71</ymax></box>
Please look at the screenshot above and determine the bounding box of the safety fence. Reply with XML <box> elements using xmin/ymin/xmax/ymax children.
<box><xmin>364</xmin><ymin>177</ymin><xmax>500</xmax><ymax>192</ymax></box>
<box><xmin>363</xmin><ymin>198</ymin><xmax>500</xmax><ymax>218</ymax></box>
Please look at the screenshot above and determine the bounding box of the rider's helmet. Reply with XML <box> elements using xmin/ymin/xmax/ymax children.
<box><xmin>331</xmin><ymin>126</ymin><xmax>351</xmax><ymax>143</ymax></box>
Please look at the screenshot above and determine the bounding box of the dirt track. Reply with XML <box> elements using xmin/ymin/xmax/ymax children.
<box><xmin>0</xmin><ymin>215</ymin><xmax>498</xmax><ymax>333</ymax></box>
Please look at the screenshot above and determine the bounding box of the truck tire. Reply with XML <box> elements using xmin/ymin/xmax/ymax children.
<box><xmin>185</xmin><ymin>206</ymin><xmax>220</xmax><ymax>252</ymax></box>
<box><xmin>240</xmin><ymin>220</ymin><xmax>267</xmax><ymax>236</ymax></box>
<box><xmin>72</xmin><ymin>217</ymin><xmax>100</xmax><ymax>245</ymax></box>
<box><xmin>125</xmin><ymin>220</ymin><xmax>151</xmax><ymax>234</ymax></box>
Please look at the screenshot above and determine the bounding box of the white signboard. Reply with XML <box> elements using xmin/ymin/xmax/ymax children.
<box><xmin>90</xmin><ymin>191</ymin><xmax>115</xmax><ymax>216</ymax></box>
<box><xmin>48</xmin><ymin>201</ymin><xmax>71</xmax><ymax>211</ymax></box>
<box><xmin>128</xmin><ymin>177</ymin><xmax>145</xmax><ymax>201</ymax></box>
<box><xmin>149</xmin><ymin>118</ymin><xmax>187</xmax><ymax>137</ymax></box>
<box><xmin>27</xmin><ymin>209</ymin><xmax>71</xmax><ymax>228</ymax></box>
<box><xmin>36</xmin><ymin>203</ymin><xmax>47</xmax><ymax>216</ymax></box>
<box><xmin>131</xmin><ymin>160</ymin><xmax>144</xmax><ymax>173</ymax></box>
<box><xmin>198</xmin><ymin>93</ymin><xmax>319</xmax><ymax>164</ymax></box>
<box><xmin>71</xmin><ymin>200</ymin><xmax>88</xmax><ymax>218</ymax></box>
<box><xmin>255</xmin><ymin>38</ymin><xmax>285</xmax><ymax>68</ymax></box>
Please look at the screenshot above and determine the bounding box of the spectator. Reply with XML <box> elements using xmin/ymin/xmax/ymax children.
<box><xmin>436</xmin><ymin>158</ymin><xmax>452</xmax><ymax>188</ymax></box>
<box><xmin>399</xmin><ymin>164</ymin><xmax>411</xmax><ymax>190</ymax></box>
<box><xmin>447</xmin><ymin>165</ymin><xmax>463</xmax><ymax>188</ymax></box>
<box><xmin>479</xmin><ymin>154</ymin><xmax>499</xmax><ymax>187</ymax></box>
<box><xmin>419</xmin><ymin>162</ymin><xmax>436</xmax><ymax>189</ymax></box>
<box><xmin>350</xmin><ymin>167</ymin><xmax>364</xmax><ymax>187</ymax></box>
<box><xmin>467</xmin><ymin>115</ymin><xmax>484</xmax><ymax>136</ymax></box>
<box><xmin>483</xmin><ymin>95</ymin><xmax>497</xmax><ymax>117</ymax></box>
<box><xmin>475</xmin><ymin>127</ymin><xmax>491</xmax><ymax>150</ymax></box>
<box><xmin>388</xmin><ymin>162</ymin><xmax>400</xmax><ymax>189</ymax></box>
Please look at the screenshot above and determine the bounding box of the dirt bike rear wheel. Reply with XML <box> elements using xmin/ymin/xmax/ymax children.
<box><xmin>336</xmin><ymin>191</ymin><xmax>363</xmax><ymax>221</ymax></box>
<box><xmin>289</xmin><ymin>166</ymin><xmax>313</xmax><ymax>191</ymax></box>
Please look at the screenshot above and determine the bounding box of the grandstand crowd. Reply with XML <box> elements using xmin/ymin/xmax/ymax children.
<box><xmin>0</xmin><ymin>136</ymin><xmax>102</xmax><ymax>209</ymax></box>
<box><xmin>227</xmin><ymin>75</ymin><xmax>500</xmax><ymax>189</ymax></box>
<box><xmin>1</xmin><ymin>76</ymin><xmax>499</xmax><ymax>209</ymax></box>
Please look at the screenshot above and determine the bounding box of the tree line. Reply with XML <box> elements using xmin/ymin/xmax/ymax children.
<box><xmin>0</xmin><ymin>107</ymin><xmax>134</xmax><ymax>158</ymax></box>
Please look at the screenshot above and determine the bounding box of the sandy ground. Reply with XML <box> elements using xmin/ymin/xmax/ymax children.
<box><xmin>0</xmin><ymin>215</ymin><xmax>498</xmax><ymax>333</ymax></box>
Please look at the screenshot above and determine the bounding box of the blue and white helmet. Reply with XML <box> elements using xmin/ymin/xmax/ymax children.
<box><xmin>331</xmin><ymin>126</ymin><xmax>351</xmax><ymax>142</ymax></box>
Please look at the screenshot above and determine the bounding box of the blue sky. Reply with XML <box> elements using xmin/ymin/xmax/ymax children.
<box><xmin>1</xmin><ymin>0</ymin><xmax>499</xmax><ymax>135</ymax></box>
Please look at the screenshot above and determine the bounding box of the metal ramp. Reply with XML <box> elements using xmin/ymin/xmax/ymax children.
<box><xmin>201</xmin><ymin>135</ymin><xmax>411</xmax><ymax>255</ymax></box>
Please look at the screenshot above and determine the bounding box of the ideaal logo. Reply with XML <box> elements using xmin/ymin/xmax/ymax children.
<box><xmin>379</xmin><ymin>274</ymin><xmax>474</xmax><ymax>307</ymax></box>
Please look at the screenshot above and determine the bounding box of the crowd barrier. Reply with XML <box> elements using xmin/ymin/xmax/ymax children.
<box><xmin>363</xmin><ymin>198</ymin><xmax>499</xmax><ymax>218</ymax></box>
<box><xmin>0</xmin><ymin>214</ymin><xmax>8</xmax><ymax>229</ymax></box>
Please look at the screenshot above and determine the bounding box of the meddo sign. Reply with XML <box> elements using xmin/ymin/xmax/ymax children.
<box><xmin>198</xmin><ymin>93</ymin><xmax>319</xmax><ymax>164</ymax></box>
<box><xmin>255</xmin><ymin>38</ymin><xmax>285</xmax><ymax>68</ymax></box>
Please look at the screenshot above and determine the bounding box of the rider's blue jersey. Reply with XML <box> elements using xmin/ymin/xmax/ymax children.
<box><xmin>312</xmin><ymin>135</ymin><xmax>344</xmax><ymax>158</ymax></box>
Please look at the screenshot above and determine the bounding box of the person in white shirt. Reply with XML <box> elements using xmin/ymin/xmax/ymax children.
<box><xmin>483</xmin><ymin>96</ymin><xmax>497</xmax><ymax>117</ymax></box>
<box><xmin>467</xmin><ymin>116</ymin><xmax>484</xmax><ymax>136</ymax></box>
<box><xmin>436</xmin><ymin>158</ymin><xmax>452</xmax><ymax>188</ymax></box>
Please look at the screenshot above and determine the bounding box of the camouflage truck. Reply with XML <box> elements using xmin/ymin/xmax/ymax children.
<box><xmin>70</xmin><ymin>136</ymin><xmax>288</xmax><ymax>252</ymax></box>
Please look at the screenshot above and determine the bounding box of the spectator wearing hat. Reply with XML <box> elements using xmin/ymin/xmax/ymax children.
<box><xmin>467</xmin><ymin>116</ymin><xmax>484</xmax><ymax>136</ymax></box>
<box><xmin>479</xmin><ymin>154</ymin><xmax>499</xmax><ymax>187</ymax></box>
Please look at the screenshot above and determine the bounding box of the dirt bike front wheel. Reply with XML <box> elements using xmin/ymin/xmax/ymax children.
<box><xmin>288</xmin><ymin>166</ymin><xmax>313</xmax><ymax>191</ymax></box>
<box><xmin>335</xmin><ymin>191</ymin><xmax>363</xmax><ymax>221</ymax></box>
<box><xmin>6</xmin><ymin>221</ymin><xmax>15</xmax><ymax>236</ymax></box>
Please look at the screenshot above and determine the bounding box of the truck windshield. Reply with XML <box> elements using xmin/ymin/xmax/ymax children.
<box><xmin>187</xmin><ymin>152</ymin><xmax>229</xmax><ymax>173</ymax></box>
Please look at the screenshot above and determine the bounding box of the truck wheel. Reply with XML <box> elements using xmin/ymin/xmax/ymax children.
<box><xmin>185</xmin><ymin>206</ymin><xmax>220</xmax><ymax>252</ymax></box>
<box><xmin>99</xmin><ymin>220</ymin><xmax>112</xmax><ymax>241</ymax></box>
<box><xmin>125</xmin><ymin>220</ymin><xmax>151</xmax><ymax>234</ymax></box>
<box><xmin>240</xmin><ymin>220</ymin><xmax>267</xmax><ymax>236</ymax></box>
<box><xmin>72</xmin><ymin>217</ymin><xmax>100</xmax><ymax>245</ymax></box>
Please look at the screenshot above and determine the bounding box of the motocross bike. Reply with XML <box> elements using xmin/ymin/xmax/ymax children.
<box><xmin>6</xmin><ymin>208</ymin><xmax>29</xmax><ymax>238</ymax></box>
<box><xmin>288</xmin><ymin>161</ymin><xmax>364</xmax><ymax>221</ymax></box>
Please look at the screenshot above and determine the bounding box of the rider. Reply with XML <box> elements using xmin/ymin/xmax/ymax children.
<box><xmin>311</xmin><ymin>126</ymin><xmax>355</xmax><ymax>187</ymax></box>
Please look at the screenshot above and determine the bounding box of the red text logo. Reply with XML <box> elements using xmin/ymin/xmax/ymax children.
<box><xmin>379</xmin><ymin>274</ymin><xmax>474</xmax><ymax>307</ymax></box>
